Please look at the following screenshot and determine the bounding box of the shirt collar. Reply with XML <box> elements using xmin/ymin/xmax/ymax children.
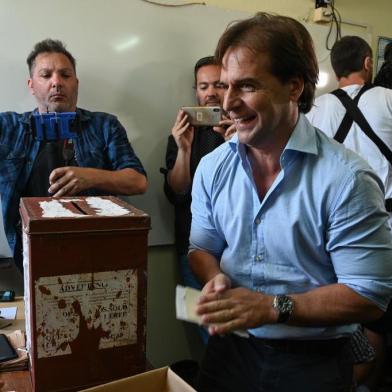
<box><xmin>228</xmin><ymin>113</ymin><xmax>318</xmax><ymax>158</ymax></box>
<box><xmin>285</xmin><ymin>113</ymin><xmax>318</xmax><ymax>156</ymax></box>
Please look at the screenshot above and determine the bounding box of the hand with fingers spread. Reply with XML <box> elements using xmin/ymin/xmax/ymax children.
<box><xmin>197</xmin><ymin>285</ymin><xmax>276</xmax><ymax>336</ymax></box>
<box><xmin>213</xmin><ymin>114</ymin><xmax>236</xmax><ymax>141</ymax></box>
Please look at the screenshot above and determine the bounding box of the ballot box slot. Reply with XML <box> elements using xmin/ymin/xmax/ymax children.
<box><xmin>71</xmin><ymin>201</ymin><xmax>88</xmax><ymax>215</ymax></box>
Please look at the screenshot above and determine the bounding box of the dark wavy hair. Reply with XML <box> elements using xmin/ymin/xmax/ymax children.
<box><xmin>215</xmin><ymin>12</ymin><xmax>318</xmax><ymax>113</ymax></box>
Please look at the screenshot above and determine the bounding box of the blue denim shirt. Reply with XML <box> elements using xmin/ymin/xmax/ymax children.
<box><xmin>190</xmin><ymin>114</ymin><xmax>392</xmax><ymax>340</ymax></box>
<box><xmin>0</xmin><ymin>108</ymin><xmax>146</xmax><ymax>255</ymax></box>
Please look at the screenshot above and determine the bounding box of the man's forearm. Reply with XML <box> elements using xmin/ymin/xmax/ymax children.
<box><xmin>196</xmin><ymin>282</ymin><xmax>385</xmax><ymax>335</ymax></box>
<box><xmin>189</xmin><ymin>249</ymin><xmax>221</xmax><ymax>284</ymax></box>
<box><xmin>167</xmin><ymin>149</ymin><xmax>192</xmax><ymax>194</ymax></box>
<box><xmin>89</xmin><ymin>167</ymin><xmax>147</xmax><ymax>195</ymax></box>
<box><xmin>288</xmin><ymin>283</ymin><xmax>384</xmax><ymax>326</ymax></box>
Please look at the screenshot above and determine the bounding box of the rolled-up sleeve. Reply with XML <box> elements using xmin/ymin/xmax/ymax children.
<box><xmin>189</xmin><ymin>159</ymin><xmax>226</xmax><ymax>259</ymax></box>
<box><xmin>327</xmin><ymin>168</ymin><xmax>392</xmax><ymax>310</ymax></box>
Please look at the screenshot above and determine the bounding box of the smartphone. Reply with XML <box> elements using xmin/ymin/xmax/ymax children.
<box><xmin>182</xmin><ymin>106</ymin><xmax>222</xmax><ymax>126</ymax></box>
<box><xmin>0</xmin><ymin>334</ymin><xmax>18</xmax><ymax>362</ymax></box>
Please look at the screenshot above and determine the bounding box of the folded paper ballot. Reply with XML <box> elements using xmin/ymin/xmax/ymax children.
<box><xmin>175</xmin><ymin>285</ymin><xmax>249</xmax><ymax>338</ymax></box>
<box><xmin>176</xmin><ymin>285</ymin><xmax>202</xmax><ymax>324</ymax></box>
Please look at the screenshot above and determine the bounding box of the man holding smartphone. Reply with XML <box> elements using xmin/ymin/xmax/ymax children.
<box><xmin>162</xmin><ymin>56</ymin><xmax>235</xmax><ymax>343</ymax></box>
<box><xmin>0</xmin><ymin>39</ymin><xmax>147</xmax><ymax>272</ymax></box>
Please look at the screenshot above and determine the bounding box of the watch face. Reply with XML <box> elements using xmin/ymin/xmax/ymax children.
<box><xmin>273</xmin><ymin>295</ymin><xmax>294</xmax><ymax>323</ymax></box>
<box><xmin>278</xmin><ymin>296</ymin><xmax>294</xmax><ymax>313</ymax></box>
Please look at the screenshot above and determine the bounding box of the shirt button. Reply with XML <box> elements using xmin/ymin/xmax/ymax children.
<box><xmin>255</xmin><ymin>218</ymin><xmax>261</xmax><ymax>225</ymax></box>
<box><xmin>255</xmin><ymin>255</ymin><xmax>262</xmax><ymax>261</ymax></box>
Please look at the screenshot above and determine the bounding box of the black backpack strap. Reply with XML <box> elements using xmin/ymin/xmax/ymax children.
<box><xmin>330</xmin><ymin>85</ymin><xmax>392</xmax><ymax>166</ymax></box>
<box><xmin>331</xmin><ymin>85</ymin><xmax>392</xmax><ymax>212</ymax></box>
<box><xmin>330</xmin><ymin>84</ymin><xmax>373</xmax><ymax>143</ymax></box>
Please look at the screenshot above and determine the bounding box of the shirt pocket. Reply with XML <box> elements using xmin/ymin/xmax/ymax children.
<box><xmin>77</xmin><ymin>148</ymin><xmax>106</xmax><ymax>169</ymax></box>
<box><xmin>0</xmin><ymin>144</ymin><xmax>26</xmax><ymax>184</ymax></box>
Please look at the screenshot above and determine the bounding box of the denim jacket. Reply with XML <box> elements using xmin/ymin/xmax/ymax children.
<box><xmin>0</xmin><ymin>108</ymin><xmax>146</xmax><ymax>255</ymax></box>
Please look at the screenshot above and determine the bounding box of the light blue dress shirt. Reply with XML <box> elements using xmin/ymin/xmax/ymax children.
<box><xmin>190</xmin><ymin>114</ymin><xmax>392</xmax><ymax>340</ymax></box>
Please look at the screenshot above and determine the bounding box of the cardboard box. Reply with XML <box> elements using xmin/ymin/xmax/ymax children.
<box><xmin>80</xmin><ymin>367</ymin><xmax>196</xmax><ymax>392</ymax></box>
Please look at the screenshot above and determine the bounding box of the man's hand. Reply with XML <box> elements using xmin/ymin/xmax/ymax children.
<box><xmin>172</xmin><ymin>110</ymin><xmax>194</xmax><ymax>151</ymax></box>
<box><xmin>213</xmin><ymin>115</ymin><xmax>236</xmax><ymax>141</ymax></box>
<box><xmin>48</xmin><ymin>166</ymin><xmax>94</xmax><ymax>197</ymax></box>
<box><xmin>201</xmin><ymin>272</ymin><xmax>231</xmax><ymax>296</ymax></box>
<box><xmin>196</xmin><ymin>286</ymin><xmax>276</xmax><ymax>336</ymax></box>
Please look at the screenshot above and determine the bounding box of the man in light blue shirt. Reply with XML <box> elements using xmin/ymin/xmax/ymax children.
<box><xmin>189</xmin><ymin>12</ymin><xmax>392</xmax><ymax>392</ymax></box>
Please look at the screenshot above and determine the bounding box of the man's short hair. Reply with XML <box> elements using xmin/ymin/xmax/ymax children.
<box><xmin>27</xmin><ymin>39</ymin><xmax>76</xmax><ymax>76</ymax></box>
<box><xmin>384</xmin><ymin>42</ymin><xmax>392</xmax><ymax>63</ymax></box>
<box><xmin>194</xmin><ymin>56</ymin><xmax>218</xmax><ymax>85</ymax></box>
<box><xmin>214</xmin><ymin>12</ymin><xmax>318</xmax><ymax>113</ymax></box>
<box><xmin>331</xmin><ymin>36</ymin><xmax>372</xmax><ymax>79</ymax></box>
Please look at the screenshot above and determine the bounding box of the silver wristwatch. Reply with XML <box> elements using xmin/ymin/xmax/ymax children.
<box><xmin>273</xmin><ymin>294</ymin><xmax>294</xmax><ymax>323</ymax></box>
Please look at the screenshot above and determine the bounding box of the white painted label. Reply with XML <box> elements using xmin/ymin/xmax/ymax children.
<box><xmin>39</xmin><ymin>197</ymin><xmax>132</xmax><ymax>218</ymax></box>
<box><xmin>86</xmin><ymin>197</ymin><xmax>130</xmax><ymax>216</ymax></box>
<box><xmin>39</xmin><ymin>200</ymin><xmax>83</xmax><ymax>218</ymax></box>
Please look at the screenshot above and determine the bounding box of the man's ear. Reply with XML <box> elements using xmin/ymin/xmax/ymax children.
<box><xmin>289</xmin><ymin>76</ymin><xmax>304</xmax><ymax>103</ymax></box>
<box><xmin>364</xmin><ymin>56</ymin><xmax>373</xmax><ymax>73</ymax></box>
<box><xmin>27</xmin><ymin>79</ymin><xmax>35</xmax><ymax>95</ymax></box>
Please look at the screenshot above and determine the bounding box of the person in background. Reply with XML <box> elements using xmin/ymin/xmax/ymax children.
<box><xmin>307</xmin><ymin>35</ymin><xmax>392</xmax><ymax>392</ymax></box>
<box><xmin>0</xmin><ymin>39</ymin><xmax>147</xmax><ymax>271</ymax></box>
<box><xmin>189</xmin><ymin>14</ymin><xmax>392</xmax><ymax>392</ymax></box>
<box><xmin>374</xmin><ymin>41</ymin><xmax>392</xmax><ymax>89</ymax></box>
<box><xmin>162</xmin><ymin>56</ymin><xmax>234</xmax><ymax>344</ymax></box>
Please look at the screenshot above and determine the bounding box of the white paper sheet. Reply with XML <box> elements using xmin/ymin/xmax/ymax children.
<box><xmin>0</xmin><ymin>306</ymin><xmax>17</xmax><ymax>320</ymax></box>
<box><xmin>175</xmin><ymin>285</ymin><xmax>249</xmax><ymax>338</ymax></box>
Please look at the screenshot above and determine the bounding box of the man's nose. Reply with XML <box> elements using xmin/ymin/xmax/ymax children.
<box><xmin>206</xmin><ymin>84</ymin><xmax>217</xmax><ymax>96</ymax></box>
<box><xmin>51</xmin><ymin>73</ymin><xmax>62</xmax><ymax>88</ymax></box>
<box><xmin>223</xmin><ymin>86</ymin><xmax>238</xmax><ymax>112</ymax></box>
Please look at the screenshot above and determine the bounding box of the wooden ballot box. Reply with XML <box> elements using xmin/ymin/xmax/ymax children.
<box><xmin>20</xmin><ymin>196</ymin><xmax>150</xmax><ymax>392</ymax></box>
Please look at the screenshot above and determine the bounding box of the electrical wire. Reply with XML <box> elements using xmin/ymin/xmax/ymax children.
<box><xmin>325</xmin><ymin>0</ymin><xmax>342</xmax><ymax>50</ymax></box>
<box><xmin>140</xmin><ymin>0</ymin><xmax>206</xmax><ymax>6</ymax></box>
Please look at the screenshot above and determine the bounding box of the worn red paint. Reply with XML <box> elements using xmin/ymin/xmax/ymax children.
<box><xmin>38</xmin><ymin>285</ymin><xmax>51</xmax><ymax>295</ymax></box>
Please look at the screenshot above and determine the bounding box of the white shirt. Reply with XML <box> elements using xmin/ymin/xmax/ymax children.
<box><xmin>307</xmin><ymin>85</ymin><xmax>392</xmax><ymax>200</ymax></box>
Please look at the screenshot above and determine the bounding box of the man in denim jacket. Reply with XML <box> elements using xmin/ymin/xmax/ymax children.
<box><xmin>0</xmin><ymin>39</ymin><xmax>147</xmax><ymax>270</ymax></box>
